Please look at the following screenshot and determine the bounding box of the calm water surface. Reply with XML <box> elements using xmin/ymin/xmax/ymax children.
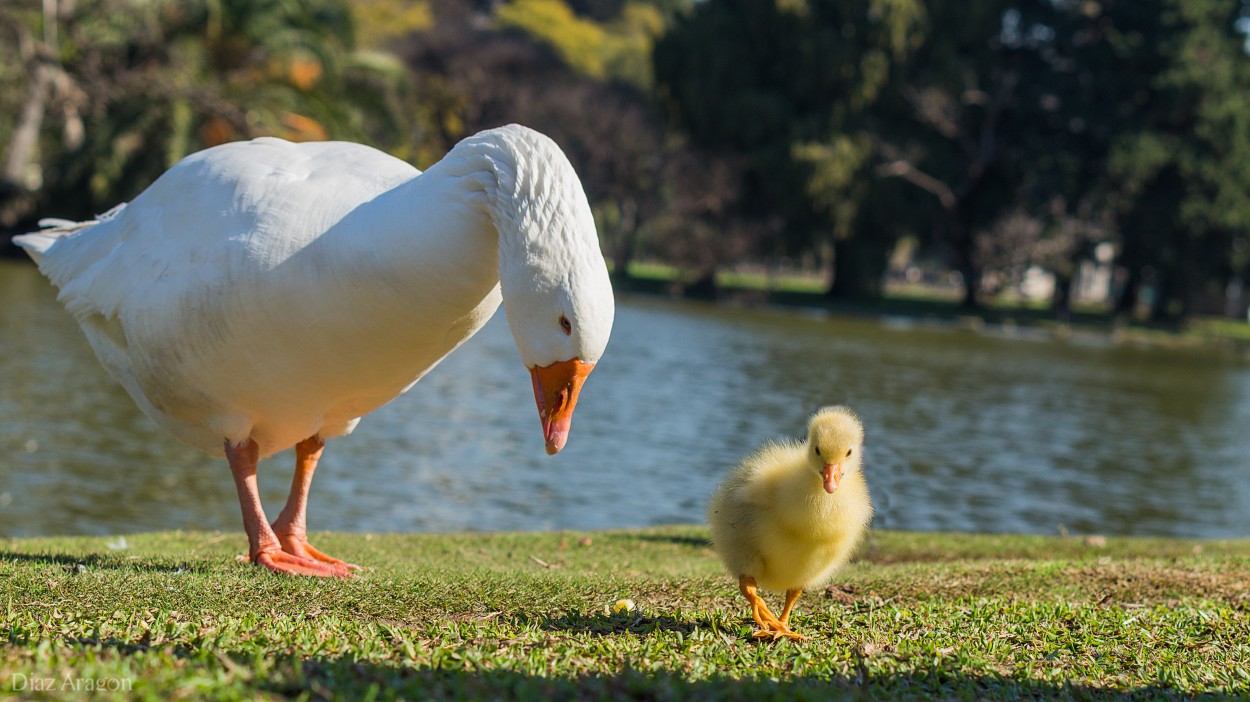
<box><xmin>2</xmin><ymin>259</ymin><xmax>1248</xmax><ymax>538</ymax></box>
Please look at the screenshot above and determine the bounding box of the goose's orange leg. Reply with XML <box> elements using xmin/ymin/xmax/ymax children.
<box><xmin>226</xmin><ymin>438</ymin><xmax>350</xmax><ymax>578</ymax></box>
<box><xmin>270</xmin><ymin>436</ymin><xmax>359</xmax><ymax>575</ymax></box>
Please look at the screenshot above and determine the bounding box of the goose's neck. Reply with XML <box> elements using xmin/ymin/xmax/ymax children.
<box><xmin>320</xmin><ymin>129</ymin><xmax>608</xmax><ymax>368</ymax></box>
<box><xmin>307</xmin><ymin>148</ymin><xmax>509</xmax><ymax>327</ymax></box>
<box><xmin>351</xmin><ymin>134</ymin><xmax>568</xmax><ymax>283</ymax></box>
<box><xmin>321</xmin><ymin>144</ymin><xmax>511</xmax><ymax>283</ymax></box>
<box><xmin>431</xmin><ymin>132</ymin><xmax>582</xmax><ymax>277</ymax></box>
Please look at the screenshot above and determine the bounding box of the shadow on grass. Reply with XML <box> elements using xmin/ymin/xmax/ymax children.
<box><xmin>0</xmin><ymin>550</ymin><xmax>193</xmax><ymax>574</ymax></box>
<box><xmin>629</xmin><ymin>533</ymin><xmax>712</xmax><ymax>548</ymax></box>
<box><xmin>25</xmin><ymin>632</ymin><xmax>1235</xmax><ymax>701</ymax></box>
<box><xmin>269</xmin><ymin>654</ymin><xmax>1231</xmax><ymax>701</ymax></box>
<box><xmin>532</xmin><ymin>611</ymin><xmax>710</xmax><ymax>637</ymax></box>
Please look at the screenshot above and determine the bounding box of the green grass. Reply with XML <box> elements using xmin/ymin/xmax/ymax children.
<box><xmin>714</xmin><ymin>270</ymin><xmax>829</xmax><ymax>295</ymax></box>
<box><xmin>617</xmin><ymin>262</ymin><xmax>1250</xmax><ymax>351</ymax></box>
<box><xmin>1187</xmin><ymin>317</ymin><xmax>1250</xmax><ymax>343</ymax></box>
<box><xmin>2</xmin><ymin>528</ymin><xmax>1248</xmax><ymax>700</ymax></box>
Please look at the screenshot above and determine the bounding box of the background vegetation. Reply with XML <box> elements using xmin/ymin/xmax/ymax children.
<box><xmin>3</xmin><ymin>0</ymin><xmax>1250</xmax><ymax>325</ymax></box>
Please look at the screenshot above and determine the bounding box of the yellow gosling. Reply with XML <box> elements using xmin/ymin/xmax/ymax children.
<box><xmin>708</xmin><ymin>406</ymin><xmax>873</xmax><ymax>640</ymax></box>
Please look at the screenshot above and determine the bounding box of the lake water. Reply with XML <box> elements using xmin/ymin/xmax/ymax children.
<box><xmin>2</xmin><ymin>259</ymin><xmax>1248</xmax><ymax>539</ymax></box>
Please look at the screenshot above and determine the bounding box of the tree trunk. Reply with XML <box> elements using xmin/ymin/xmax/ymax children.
<box><xmin>1150</xmin><ymin>267</ymin><xmax>1189</xmax><ymax>326</ymax></box>
<box><xmin>1051</xmin><ymin>271</ymin><xmax>1072</xmax><ymax>322</ymax></box>
<box><xmin>685</xmin><ymin>268</ymin><xmax>718</xmax><ymax>300</ymax></box>
<box><xmin>827</xmin><ymin>234</ymin><xmax>888</xmax><ymax>300</ymax></box>
<box><xmin>610</xmin><ymin>199</ymin><xmax>639</xmax><ymax>281</ymax></box>
<box><xmin>1113</xmin><ymin>265</ymin><xmax>1138</xmax><ymax>317</ymax></box>
<box><xmin>946</xmin><ymin>218</ymin><xmax>980</xmax><ymax>310</ymax></box>
<box><xmin>3</xmin><ymin>61</ymin><xmax>51</xmax><ymax>189</ymax></box>
<box><xmin>957</xmin><ymin>262</ymin><xmax>980</xmax><ymax>310</ymax></box>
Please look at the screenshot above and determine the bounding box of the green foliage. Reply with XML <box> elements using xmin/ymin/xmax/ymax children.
<box><xmin>793</xmin><ymin>135</ymin><xmax>872</xmax><ymax>240</ymax></box>
<box><xmin>653</xmin><ymin>0</ymin><xmax>1250</xmax><ymax>317</ymax></box>
<box><xmin>401</xmin><ymin>3</ymin><xmax>732</xmax><ymax>281</ymax></box>
<box><xmin>0</xmin><ymin>0</ymin><xmax>410</xmax><ymax>223</ymax></box>
<box><xmin>654</xmin><ymin>0</ymin><xmax>926</xmax><ymax>297</ymax></box>
<box><xmin>1022</xmin><ymin>0</ymin><xmax>1250</xmax><ymax>320</ymax></box>
<box><xmin>865</xmin><ymin>0</ymin><xmax>1034</xmax><ymax>307</ymax></box>
<box><xmin>495</xmin><ymin>0</ymin><xmax>662</xmax><ymax>87</ymax></box>
<box><xmin>7</xmin><ymin>0</ymin><xmax>1250</xmax><ymax>325</ymax></box>
<box><xmin>601</xmin><ymin>3</ymin><xmax>667</xmax><ymax>88</ymax></box>
<box><xmin>352</xmin><ymin>0</ymin><xmax>434</xmax><ymax>50</ymax></box>
<box><xmin>497</xmin><ymin>0</ymin><xmax>613</xmax><ymax>78</ymax></box>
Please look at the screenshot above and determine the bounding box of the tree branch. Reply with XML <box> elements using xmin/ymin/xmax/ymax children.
<box><xmin>903</xmin><ymin>84</ymin><xmax>979</xmax><ymax>158</ymax></box>
<box><xmin>875</xmin><ymin>159</ymin><xmax>956</xmax><ymax>209</ymax></box>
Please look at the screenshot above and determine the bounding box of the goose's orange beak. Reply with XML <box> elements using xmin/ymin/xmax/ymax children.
<box><xmin>530</xmin><ymin>358</ymin><xmax>595</xmax><ymax>455</ymax></box>
<box><xmin>822</xmin><ymin>462</ymin><xmax>844</xmax><ymax>494</ymax></box>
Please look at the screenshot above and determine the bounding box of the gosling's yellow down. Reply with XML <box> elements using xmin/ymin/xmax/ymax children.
<box><xmin>708</xmin><ymin>406</ymin><xmax>873</xmax><ymax>640</ymax></box>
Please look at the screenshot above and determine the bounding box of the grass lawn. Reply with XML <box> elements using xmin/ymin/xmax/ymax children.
<box><xmin>2</xmin><ymin>528</ymin><xmax>1248</xmax><ymax>700</ymax></box>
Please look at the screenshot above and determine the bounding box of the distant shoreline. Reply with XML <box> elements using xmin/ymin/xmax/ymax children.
<box><xmin>611</xmin><ymin>273</ymin><xmax>1250</xmax><ymax>360</ymax></box>
<box><xmin>5</xmin><ymin>242</ymin><xmax>1248</xmax><ymax>358</ymax></box>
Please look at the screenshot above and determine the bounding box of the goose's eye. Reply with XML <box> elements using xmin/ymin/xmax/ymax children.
<box><xmin>814</xmin><ymin>446</ymin><xmax>821</xmax><ymax>456</ymax></box>
<box><xmin>559</xmin><ymin>316</ymin><xmax>572</xmax><ymax>335</ymax></box>
<box><xmin>846</xmin><ymin>448</ymin><xmax>853</xmax><ymax>457</ymax></box>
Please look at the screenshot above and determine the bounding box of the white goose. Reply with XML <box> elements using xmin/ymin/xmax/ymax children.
<box><xmin>15</xmin><ymin>124</ymin><xmax>615</xmax><ymax>577</ymax></box>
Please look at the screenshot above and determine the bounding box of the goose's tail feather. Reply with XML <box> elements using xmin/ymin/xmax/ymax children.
<box><xmin>12</xmin><ymin>204</ymin><xmax>127</xmax><ymax>264</ymax></box>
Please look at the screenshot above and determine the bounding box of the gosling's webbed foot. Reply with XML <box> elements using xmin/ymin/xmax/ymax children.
<box><xmin>750</xmin><ymin>621</ymin><xmax>806</xmax><ymax>641</ymax></box>
<box><xmin>756</xmin><ymin>627</ymin><xmax>806</xmax><ymax>641</ymax></box>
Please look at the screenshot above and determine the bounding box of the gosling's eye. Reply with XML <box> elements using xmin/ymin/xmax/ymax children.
<box><xmin>846</xmin><ymin>448</ymin><xmax>853</xmax><ymax>457</ymax></box>
<box><xmin>814</xmin><ymin>446</ymin><xmax>821</xmax><ymax>456</ymax></box>
<box><xmin>559</xmin><ymin>315</ymin><xmax>572</xmax><ymax>335</ymax></box>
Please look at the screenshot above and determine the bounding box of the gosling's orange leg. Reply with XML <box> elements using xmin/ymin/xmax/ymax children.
<box><xmin>270</xmin><ymin>436</ymin><xmax>359</xmax><ymax>575</ymax></box>
<box><xmin>226</xmin><ymin>438</ymin><xmax>350</xmax><ymax>578</ymax></box>
<box><xmin>738</xmin><ymin>575</ymin><xmax>802</xmax><ymax>640</ymax></box>
<box><xmin>776</xmin><ymin>588</ymin><xmax>808</xmax><ymax>640</ymax></box>
<box><xmin>739</xmin><ymin>574</ymin><xmax>774</xmax><ymax>630</ymax></box>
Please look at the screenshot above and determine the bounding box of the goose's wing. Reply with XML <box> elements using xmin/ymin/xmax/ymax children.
<box><xmin>28</xmin><ymin>137</ymin><xmax>418</xmax><ymax>324</ymax></box>
<box><xmin>14</xmin><ymin>138</ymin><xmax>421</xmax><ymax>449</ymax></box>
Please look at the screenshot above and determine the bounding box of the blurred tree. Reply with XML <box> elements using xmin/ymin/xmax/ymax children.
<box><xmin>496</xmin><ymin>0</ymin><xmax>615</xmax><ymax>78</ymax></box>
<box><xmin>495</xmin><ymin>0</ymin><xmax>665</xmax><ymax>88</ymax></box>
<box><xmin>647</xmin><ymin>149</ymin><xmax>757</xmax><ymax>295</ymax></box>
<box><xmin>867</xmin><ymin>0</ymin><xmax>1029</xmax><ymax>309</ymax></box>
<box><xmin>0</xmin><ymin>1</ymin><xmax>87</xmax><ymax>228</ymax></box>
<box><xmin>653</xmin><ymin>0</ymin><xmax>925</xmax><ymax>299</ymax></box>
<box><xmin>0</xmin><ymin>0</ymin><xmax>409</xmax><ymax>230</ymax></box>
<box><xmin>1018</xmin><ymin>0</ymin><xmax>1250</xmax><ymax>322</ymax></box>
<box><xmin>351</xmin><ymin>0</ymin><xmax>434</xmax><ymax>50</ymax></box>
<box><xmin>1112</xmin><ymin>0</ymin><xmax>1250</xmax><ymax>321</ymax></box>
<box><xmin>566</xmin><ymin>0</ymin><xmax>690</xmax><ymax>24</ymax></box>
<box><xmin>401</xmin><ymin>9</ymin><xmax>739</xmax><ymax>279</ymax></box>
<box><xmin>1006</xmin><ymin>3</ymin><xmax>1121</xmax><ymax>317</ymax></box>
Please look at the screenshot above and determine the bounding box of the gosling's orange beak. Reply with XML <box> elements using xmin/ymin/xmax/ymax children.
<box><xmin>822</xmin><ymin>462</ymin><xmax>843</xmax><ymax>494</ymax></box>
<box><xmin>530</xmin><ymin>358</ymin><xmax>595</xmax><ymax>455</ymax></box>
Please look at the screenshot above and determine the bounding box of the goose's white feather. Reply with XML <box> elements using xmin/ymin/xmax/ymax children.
<box><xmin>14</xmin><ymin>125</ymin><xmax>614</xmax><ymax>458</ymax></box>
